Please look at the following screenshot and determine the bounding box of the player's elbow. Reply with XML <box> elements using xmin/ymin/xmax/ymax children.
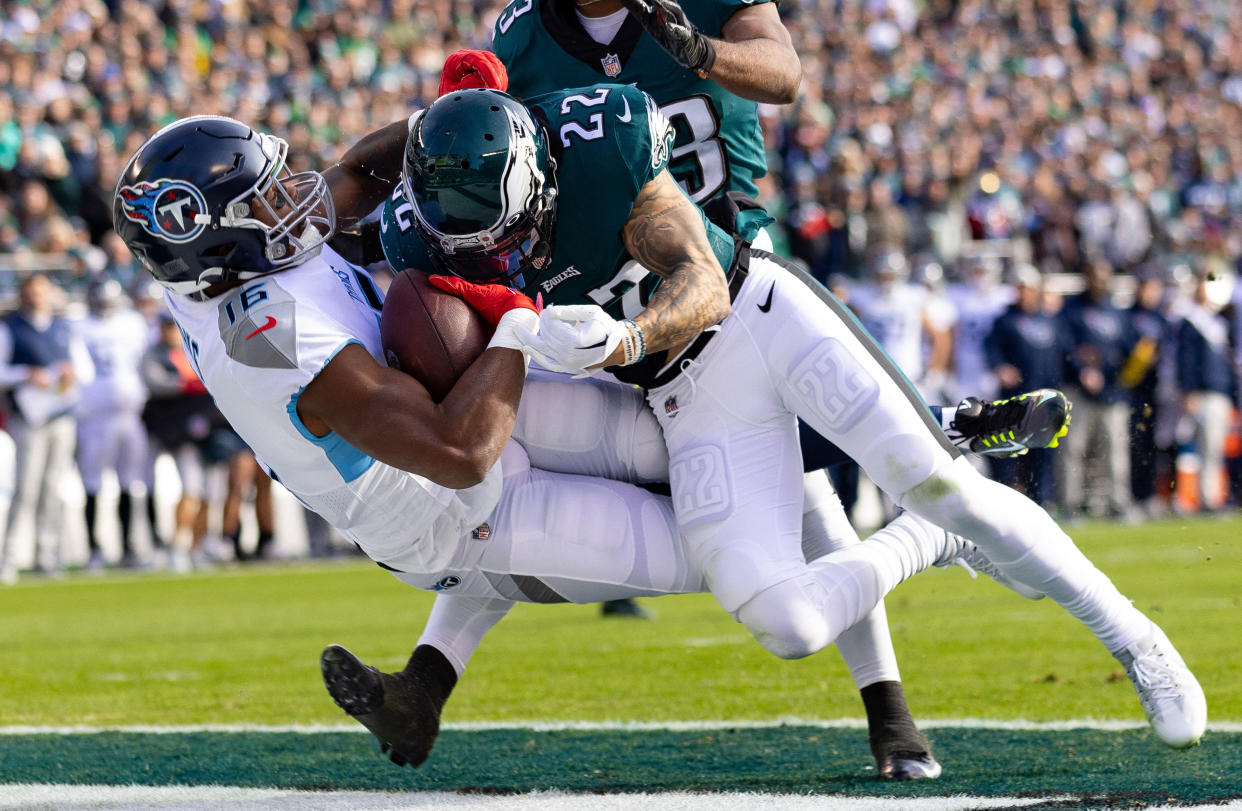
<box><xmin>432</xmin><ymin>444</ymin><xmax>497</xmax><ymax>489</ymax></box>
<box><xmin>768</xmin><ymin>54</ymin><xmax>802</xmax><ymax>105</ymax></box>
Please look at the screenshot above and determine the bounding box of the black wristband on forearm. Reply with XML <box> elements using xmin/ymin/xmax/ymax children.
<box><xmin>692</xmin><ymin>36</ymin><xmax>717</xmax><ymax>78</ymax></box>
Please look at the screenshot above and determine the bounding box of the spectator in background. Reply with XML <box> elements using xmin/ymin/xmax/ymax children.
<box><xmin>864</xmin><ymin>178</ymin><xmax>909</xmax><ymax>259</ymax></box>
<box><xmin>0</xmin><ymin>273</ymin><xmax>92</xmax><ymax>584</ymax></box>
<box><xmin>5</xmin><ymin>0</ymin><xmax>1242</xmax><ymax>293</ymax></box>
<box><xmin>75</xmin><ymin>278</ymin><xmax>152</xmax><ymax>570</ymax></box>
<box><xmin>1175</xmin><ymin>268</ymin><xmax>1238</xmax><ymax>513</ymax></box>
<box><xmin>1058</xmin><ymin>259</ymin><xmax>1138</xmax><ymax>521</ymax></box>
<box><xmin>220</xmin><ymin>448</ymin><xmax>276</xmax><ymax>562</ymax></box>
<box><xmin>1122</xmin><ymin>264</ymin><xmax>1171</xmax><ymax>515</ymax></box>
<box><xmin>985</xmin><ymin>265</ymin><xmax>1065</xmax><ymax>508</ymax></box>
<box><xmin>139</xmin><ymin>314</ymin><xmax>219</xmax><ymax>573</ymax></box>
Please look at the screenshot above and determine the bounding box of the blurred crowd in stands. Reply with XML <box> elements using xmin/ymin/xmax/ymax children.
<box><xmin>0</xmin><ymin>0</ymin><xmax>1240</xmax><ymax>578</ymax></box>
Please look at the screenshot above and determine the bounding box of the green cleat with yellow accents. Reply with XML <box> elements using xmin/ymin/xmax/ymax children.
<box><xmin>948</xmin><ymin>389</ymin><xmax>1072</xmax><ymax>458</ymax></box>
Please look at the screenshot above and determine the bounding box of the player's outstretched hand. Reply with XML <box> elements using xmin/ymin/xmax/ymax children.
<box><xmin>439</xmin><ymin>50</ymin><xmax>509</xmax><ymax>95</ymax></box>
<box><xmin>524</xmin><ymin>304</ymin><xmax>635</xmax><ymax>375</ymax></box>
<box><xmin>427</xmin><ymin>275</ymin><xmax>537</xmax><ymax>328</ymax></box>
<box><xmin>619</xmin><ymin>0</ymin><xmax>716</xmax><ymax>77</ymax></box>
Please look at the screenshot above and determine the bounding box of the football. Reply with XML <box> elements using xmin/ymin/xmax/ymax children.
<box><xmin>380</xmin><ymin>270</ymin><xmax>490</xmax><ymax>402</ymax></box>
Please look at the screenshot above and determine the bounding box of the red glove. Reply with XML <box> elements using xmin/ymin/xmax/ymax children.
<box><xmin>428</xmin><ymin>275</ymin><xmax>538</xmax><ymax>328</ymax></box>
<box><xmin>439</xmin><ymin>50</ymin><xmax>509</xmax><ymax>95</ymax></box>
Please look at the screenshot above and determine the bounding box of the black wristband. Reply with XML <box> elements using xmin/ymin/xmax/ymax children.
<box><xmin>692</xmin><ymin>36</ymin><xmax>717</xmax><ymax>78</ymax></box>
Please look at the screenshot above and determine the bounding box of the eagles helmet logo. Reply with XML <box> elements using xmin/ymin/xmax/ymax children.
<box><xmin>118</xmin><ymin>178</ymin><xmax>208</xmax><ymax>243</ymax></box>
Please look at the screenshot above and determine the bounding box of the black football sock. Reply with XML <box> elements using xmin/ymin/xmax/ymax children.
<box><xmin>228</xmin><ymin>531</ymin><xmax>247</xmax><ymax>561</ymax></box>
<box><xmin>117</xmin><ymin>492</ymin><xmax>134</xmax><ymax>556</ymax></box>
<box><xmin>861</xmin><ymin>680</ymin><xmax>931</xmax><ymax>762</ymax></box>
<box><xmin>146</xmin><ymin>495</ymin><xmax>167</xmax><ymax>550</ymax></box>
<box><xmin>83</xmin><ymin>494</ymin><xmax>100</xmax><ymax>554</ymax></box>
<box><xmin>403</xmin><ymin>644</ymin><xmax>458</xmax><ymax>711</ymax></box>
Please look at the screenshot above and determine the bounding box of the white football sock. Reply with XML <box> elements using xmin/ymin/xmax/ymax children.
<box><xmin>901</xmin><ymin>456</ymin><xmax>1150</xmax><ymax>652</ymax></box>
<box><xmin>417</xmin><ymin>594</ymin><xmax>515</xmax><ymax>677</ymax></box>
<box><xmin>801</xmin><ymin>470</ymin><xmax>902</xmax><ymax>687</ymax></box>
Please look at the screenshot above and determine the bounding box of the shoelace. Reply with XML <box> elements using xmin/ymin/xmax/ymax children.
<box><xmin>973</xmin><ymin>398</ymin><xmax>1029</xmax><ymax>442</ymax></box>
<box><xmin>1130</xmin><ymin>650</ymin><xmax>1181</xmax><ymax>703</ymax></box>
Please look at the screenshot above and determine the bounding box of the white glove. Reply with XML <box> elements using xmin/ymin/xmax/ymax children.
<box><xmin>522</xmin><ymin>304</ymin><xmax>636</xmax><ymax>375</ymax></box>
<box><xmin>487</xmin><ymin>308</ymin><xmax>541</xmax><ymax>372</ymax></box>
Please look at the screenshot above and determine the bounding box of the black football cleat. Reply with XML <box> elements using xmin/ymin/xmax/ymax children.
<box><xmin>599</xmin><ymin>598</ymin><xmax>653</xmax><ymax>619</ymax></box>
<box><xmin>949</xmin><ymin>388</ymin><xmax>1071</xmax><ymax>457</ymax></box>
<box><xmin>880</xmin><ymin>750</ymin><xmax>943</xmax><ymax>780</ymax></box>
<box><xmin>320</xmin><ymin>644</ymin><xmax>444</xmax><ymax>768</ymax></box>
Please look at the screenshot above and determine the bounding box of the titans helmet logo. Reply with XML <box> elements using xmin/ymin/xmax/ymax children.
<box><xmin>118</xmin><ymin>179</ymin><xmax>208</xmax><ymax>243</ymax></box>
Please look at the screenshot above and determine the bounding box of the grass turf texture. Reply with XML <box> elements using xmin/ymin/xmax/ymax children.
<box><xmin>1</xmin><ymin>728</ymin><xmax>1240</xmax><ymax>806</ymax></box>
<box><xmin>0</xmin><ymin>516</ymin><xmax>1239</xmax><ymax>805</ymax></box>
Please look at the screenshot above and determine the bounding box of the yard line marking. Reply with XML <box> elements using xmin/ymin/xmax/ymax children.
<box><xmin>0</xmin><ymin>785</ymin><xmax>1094</xmax><ymax>811</ymax></box>
<box><xmin>1</xmin><ymin>719</ymin><xmax>1240</xmax><ymax>735</ymax></box>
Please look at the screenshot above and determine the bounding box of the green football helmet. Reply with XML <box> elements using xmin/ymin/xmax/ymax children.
<box><xmin>403</xmin><ymin>89</ymin><xmax>558</xmax><ymax>288</ymax></box>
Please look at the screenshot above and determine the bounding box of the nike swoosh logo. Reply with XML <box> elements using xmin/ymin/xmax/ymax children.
<box><xmin>584</xmin><ymin>339</ymin><xmax>609</xmax><ymax>349</ymax></box>
<box><xmin>757</xmin><ymin>282</ymin><xmax>776</xmax><ymax>313</ymax></box>
<box><xmin>616</xmin><ymin>96</ymin><xmax>631</xmax><ymax>123</ymax></box>
<box><xmin>245</xmin><ymin>315</ymin><xmax>278</xmax><ymax>340</ymax></box>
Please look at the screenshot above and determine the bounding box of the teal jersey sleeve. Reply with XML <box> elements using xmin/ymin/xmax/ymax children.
<box><xmin>493</xmin><ymin>0</ymin><xmax>770</xmax><ymax>204</ymax></box>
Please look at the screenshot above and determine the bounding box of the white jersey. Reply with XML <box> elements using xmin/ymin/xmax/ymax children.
<box><xmin>163</xmin><ymin>246</ymin><xmax>502</xmax><ymax>574</ymax></box>
<box><xmin>849</xmin><ymin>282</ymin><xmax>929</xmax><ymax>382</ymax></box>
<box><xmin>946</xmin><ymin>282</ymin><xmax>1014</xmax><ymax>401</ymax></box>
<box><xmin>76</xmin><ymin>309</ymin><xmax>149</xmax><ymax>417</ymax></box>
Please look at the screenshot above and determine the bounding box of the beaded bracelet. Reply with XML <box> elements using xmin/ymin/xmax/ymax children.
<box><xmin>621</xmin><ymin>319</ymin><xmax>646</xmax><ymax>366</ymax></box>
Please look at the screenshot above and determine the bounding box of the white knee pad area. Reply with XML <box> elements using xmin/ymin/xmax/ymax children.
<box><xmin>735</xmin><ymin>575</ymin><xmax>835</xmax><ymax>660</ymax></box>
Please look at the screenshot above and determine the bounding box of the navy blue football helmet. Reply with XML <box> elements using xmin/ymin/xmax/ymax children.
<box><xmin>113</xmin><ymin>116</ymin><xmax>335</xmax><ymax>295</ymax></box>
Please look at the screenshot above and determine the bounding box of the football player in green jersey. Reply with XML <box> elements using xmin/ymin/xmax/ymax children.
<box><xmin>487</xmin><ymin>0</ymin><xmax>955</xmax><ymax>777</ymax></box>
<box><xmin>367</xmin><ymin>73</ymin><xmax>1075</xmax><ymax>778</ymax></box>
<box><xmin>492</xmin><ymin>0</ymin><xmax>797</xmax><ymax>211</ymax></box>
<box><xmin>395</xmin><ymin>85</ymin><xmax>1206</xmax><ymax>762</ymax></box>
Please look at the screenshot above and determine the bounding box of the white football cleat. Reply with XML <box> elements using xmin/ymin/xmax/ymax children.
<box><xmin>1114</xmin><ymin>623</ymin><xmax>1207</xmax><ymax>749</ymax></box>
<box><xmin>937</xmin><ymin>540</ymin><xmax>1045</xmax><ymax>600</ymax></box>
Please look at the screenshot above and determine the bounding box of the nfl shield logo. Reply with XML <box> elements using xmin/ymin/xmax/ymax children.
<box><xmin>601</xmin><ymin>53</ymin><xmax>622</xmax><ymax>77</ymax></box>
<box><xmin>472</xmin><ymin>523</ymin><xmax>491</xmax><ymax>540</ymax></box>
<box><xmin>664</xmin><ymin>396</ymin><xmax>678</xmax><ymax>417</ymax></box>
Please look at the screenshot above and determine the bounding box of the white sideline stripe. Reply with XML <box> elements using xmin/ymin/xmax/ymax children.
<box><xmin>5</xmin><ymin>787</ymin><xmax>1241</xmax><ymax>811</ymax></box>
<box><xmin>1</xmin><ymin>719</ymin><xmax>1240</xmax><ymax>734</ymax></box>
<box><xmin>0</xmin><ymin>785</ymin><xmax>1095</xmax><ymax>811</ymax></box>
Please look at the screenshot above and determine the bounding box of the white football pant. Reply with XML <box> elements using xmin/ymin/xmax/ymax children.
<box><xmin>645</xmin><ymin>252</ymin><xmax>1151</xmax><ymax>658</ymax></box>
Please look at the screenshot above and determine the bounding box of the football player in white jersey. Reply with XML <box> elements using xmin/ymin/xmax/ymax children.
<box><xmin>76</xmin><ymin>278</ymin><xmax>152</xmax><ymax>569</ymax></box>
<box><xmin>116</xmin><ymin>116</ymin><xmax>1054</xmax><ymax>773</ymax></box>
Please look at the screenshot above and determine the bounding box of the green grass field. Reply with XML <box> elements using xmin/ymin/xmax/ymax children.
<box><xmin>1</xmin><ymin>515</ymin><xmax>1240</xmax><ymax>807</ymax></box>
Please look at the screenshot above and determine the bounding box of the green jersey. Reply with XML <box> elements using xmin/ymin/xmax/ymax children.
<box><xmin>379</xmin><ymin>83</ymin><xmax>736</xmax><ymax>387</ymax></box>
<box><xmin>492</xmin><ymin>0</ymin><xmax>771</xmax><ymax>206</ymax></box>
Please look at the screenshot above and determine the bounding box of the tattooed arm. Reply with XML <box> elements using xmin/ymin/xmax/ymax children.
<box><xmin>593</xmin><ymin>170</ymin><xmax>730</xmax><ymax>366</ymax></box>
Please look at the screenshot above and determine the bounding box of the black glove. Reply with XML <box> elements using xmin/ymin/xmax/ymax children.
<box><xmin>620</xmin><ymin>0</ymin><xmax>717</xmax><ymax>77</ymax></box>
